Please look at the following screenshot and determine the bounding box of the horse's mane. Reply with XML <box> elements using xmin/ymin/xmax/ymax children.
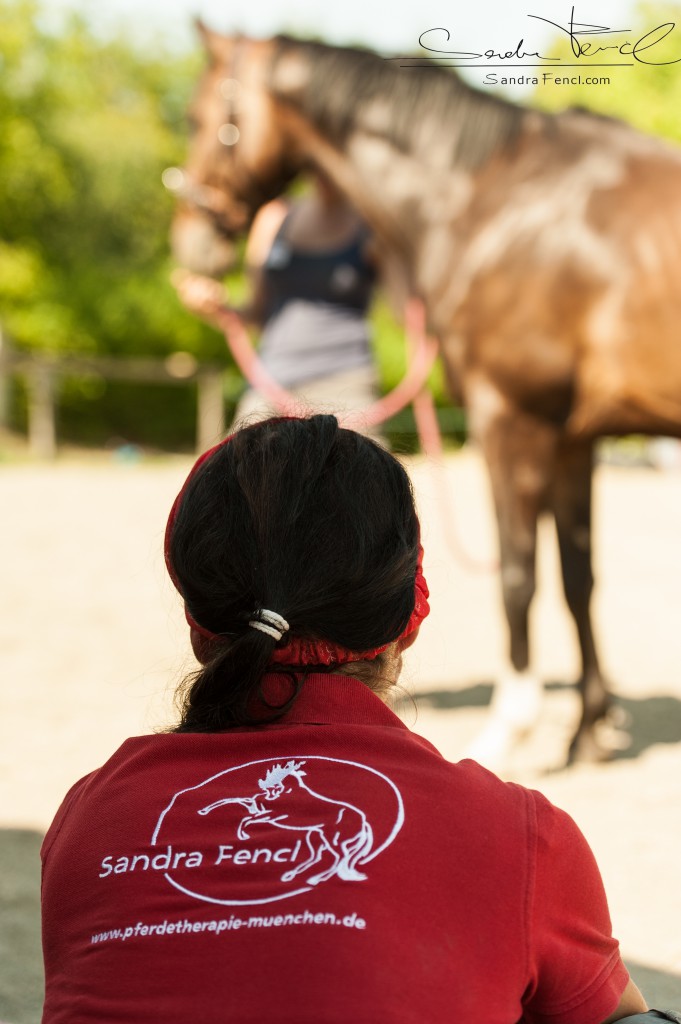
<box><xmin>272</xmin><ymin>36</ymin><xmax>528</xmax><ymax>171</ymax></box>
<box><xmin>259</xmin><ymin>760</ymin><xmax>306</xmax><ymax>789</ymax></box>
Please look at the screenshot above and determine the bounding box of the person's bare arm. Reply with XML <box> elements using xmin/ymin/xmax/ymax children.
<box><xmin>600</xmin><ymin>977</ymin><xmax>648</xmax><ymax>1023</ymax></box>
<box><xmin>241</xmin><ymin>197</ymin><xmax>289</xmax><ymax>326</ymax></box>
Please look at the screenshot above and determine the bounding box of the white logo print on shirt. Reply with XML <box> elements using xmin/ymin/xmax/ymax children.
<box><xmin>146</xmin><ymin>756</ymin><xmax>404</xmax><ymax>907</ymax></box>
<box><xmin>198</xmin><ymin>760</ymin><xmax>373</xmax><ymax>887</ymax></box>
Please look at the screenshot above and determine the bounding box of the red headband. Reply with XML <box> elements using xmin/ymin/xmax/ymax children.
<box><xmin>164</xmin><ymin>426</ymin><xmax>430</xmax><ymax>666</ymax></box>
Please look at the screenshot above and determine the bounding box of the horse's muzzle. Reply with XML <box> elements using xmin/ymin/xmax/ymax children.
<box><xmin>170</xmin><ymin>208</ymin><xmax>238</xmax><ymax>277</ymax></box>
<box><xmin>163</xmin><ymin>167</ymin><xmax>249</xmax><ymax>234</ymax></box>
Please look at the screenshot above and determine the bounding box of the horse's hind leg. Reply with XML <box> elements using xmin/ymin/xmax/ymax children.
<box><xmin>465</xmin><ymin>396</ymin><xmax>557</xmax><ymax>768</ymax></box>
<box><xmin>281</xmin><ymin>832</ymin><xmax>325</xmax><ymax>883</ymax></box>
<box><xmin>306</xmin><ymin>837</ymin><xmax>342</xmax><ymax>886</ymax></box>
<box><xmin>550</xmin><ymin>440</ymin><xmax>612</xmax><ymax>763</ymax></box>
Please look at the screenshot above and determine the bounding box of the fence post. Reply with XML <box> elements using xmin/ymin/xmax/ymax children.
<box><xmin>196</xmin><ymin>369</ymin><xmax>225</xmax><ymax>453</ymax></box>
<box><xmin>0</xmin><ymin>325</ymin><xmax>9</xmax><ymax>430</ymax></box>
<box><xmin>27</xmin><ymin>362</ymin><xmax>57</xmax><ymax>459</ymax></box>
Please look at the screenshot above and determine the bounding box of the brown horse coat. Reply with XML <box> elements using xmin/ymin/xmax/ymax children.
<box><xmin>171</xmin><ymin>28</ymin><xmax>681</xmax><ymax>763</ymax></box>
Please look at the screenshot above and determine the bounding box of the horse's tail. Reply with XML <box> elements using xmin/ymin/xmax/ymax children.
<box><xmin>337</xmin><ymin>818</ymin><xmax>373</xmax><ymax>881</ymax></box>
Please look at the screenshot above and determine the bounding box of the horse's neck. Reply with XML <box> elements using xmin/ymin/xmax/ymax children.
<box><xmin>272</xmin><ymin>45</ymin><xmax>523</xmax><ymax>297</ymax></box>
<box><xmin>282</xmin><ymin>109</ymin><xmax>471</xmax><ymax>311</ymax></box>
<box><xmin>285</xmin><ymin>773</ymin><xmax>304</xmax><ymax>789</ymax></box>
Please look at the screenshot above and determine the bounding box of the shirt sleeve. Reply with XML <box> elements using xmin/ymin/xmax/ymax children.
<box><xmin>522</xmin><ymin>789</ymin><xmax>630</xmax><ymax>1024</ymax></box>
<box><xmin>40</xmin><ymin>772</ymin><xmax>93</xmax><ymax>866</ymax></box>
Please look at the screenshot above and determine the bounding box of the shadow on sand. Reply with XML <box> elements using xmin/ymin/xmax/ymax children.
<box><xmin>0</xmin><ymin>829</ymin><xmax>43</xmax><ymax>1024</ymax></box>
<box><xmin>410</xmin><ymin>681</ymin><xmax>681</xmax><ymax>762</ymax></box>
<box><xmin>627</xmin><ymin>961</ymin><xmax>681</xmax><ymax>1010</ymax></box>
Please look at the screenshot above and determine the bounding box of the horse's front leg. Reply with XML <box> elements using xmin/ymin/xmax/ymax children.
<box><xmin>237</xmin><ymin>812</ymin><xmax>274</xmax><ymax>840</ymax></box>
<box><xmin>550</xmin><ymin>439</ymin><xmax>614</xmax><ymax>763</ymax></box>
<box><xmin>465</xmin><ymin>387</ymin><xmax>558</xmax><ymax>768</ymax></box>
<box><xmin>237</xmin><ymin>816</ymin><xmax>255</xmax><ymax>840</ymax></box>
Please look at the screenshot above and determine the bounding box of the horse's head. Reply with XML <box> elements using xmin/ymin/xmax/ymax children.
<box><xmin>167</xmin><ymin>25</ymin><xmax>305</xmax><ymax>276</ymax></box>
<box><xmin>258</xmin><ymin>760</ymin><xmax>306</xmax><ymax>800</ymax></box>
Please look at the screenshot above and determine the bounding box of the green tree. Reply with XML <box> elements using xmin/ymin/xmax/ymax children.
<box><xmin>0</xmin><ymin>4</ymin><xmax>455</xmax><ymax>449</ymax></box>
<box><xmin>0</xmin><ymin>1</ymin><xmax>213</xmax><ymax>356</ymax></box>
<box><xmin>0</xmin><ymin>3</ymin><xmax>238</xmax><ymax>446</ymax></box>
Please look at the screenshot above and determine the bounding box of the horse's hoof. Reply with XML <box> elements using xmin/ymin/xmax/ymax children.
<box><xmin>306</xmin><ymin>874</ymin><xmax>326</xmax><ymax>886</ymax></box>
<box><xmin>491</xmin><ymin>671</ymin><xmax>543</xmax><ymax>730</ymax></box>
<box><xmin>568</xmin><ymin>705</ymin><xmax>632</xmax><ymax>764</ymax></box>
<box><xmin>603</xmin><ymin>703</ymin><xmax>632</xmax><ymax>730</ymax></box>
<box><xmin>463</xmin><ymin>672</ymin><xmax>543</xmax><ymax>770</ymax></box>
<box><xmin>567</xmin><ymin>733</ymin><xmax>612</xmax><ymax>765</ymax></box>
<box><xmin>463</xmin><ymin>718</ymin><xmax>522</xmax><ymax>771</ymax></box>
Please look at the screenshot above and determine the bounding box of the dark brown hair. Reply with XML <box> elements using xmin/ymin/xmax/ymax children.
<box><xmin>168</xmin><ymin>415</ymin><xmax>419</xmax><ymax>731</ymax></box>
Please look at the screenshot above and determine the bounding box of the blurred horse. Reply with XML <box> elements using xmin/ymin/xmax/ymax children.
<box><xmin>169</xmin><ymin>25</ymin><xmax>681</xmax><ymax>765</ymax></box>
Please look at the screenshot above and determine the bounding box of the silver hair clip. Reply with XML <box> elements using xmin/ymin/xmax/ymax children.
<box><xmin>248</xmin><ymin>609</ymin><xmax>290</xmax><ymax>641</ymax></box>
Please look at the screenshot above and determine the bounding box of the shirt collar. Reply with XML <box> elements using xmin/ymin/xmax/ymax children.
<box><xmin>261</xmin><ymin>672</ymin><xmax>410</xmax><ymax>729</ymax></box>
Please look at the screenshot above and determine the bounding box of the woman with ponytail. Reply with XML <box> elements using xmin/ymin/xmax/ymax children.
<box><xmin>41</xmin><ymin>416</ymin><xmax>651</xmax><ymax>1024</ymax></box>
<box><xmin>164</xmin><ymin>415</ymin><xmax>425</xmax><ymax>732</ymax></box>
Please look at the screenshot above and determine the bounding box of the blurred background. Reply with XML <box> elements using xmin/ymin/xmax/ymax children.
<box><xmin>1</xmin><ymin>1</ymin><xmax>681</xmax><ymax>1021</ymax></box>
<box><xmin>3</xmin><ymin>0</ymin><xmax>681</xmax><ymax>454</ymax></box>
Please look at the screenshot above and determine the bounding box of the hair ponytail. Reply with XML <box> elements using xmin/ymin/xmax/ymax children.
<box><xmin>167</xmin><ymin>416</ymin><xmax>421</xmax><ymax>731</ymax></box>
<box><xmin>175</xmin><ymin>632</ymin><xmax>275</xmax><ymax>732</ymax></box>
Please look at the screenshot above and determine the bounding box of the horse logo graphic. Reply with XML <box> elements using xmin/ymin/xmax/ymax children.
<box><xmin>152</xmin><ymin>755</ymin><xmax>403</xmax><ymax>906</ymax></box>
<box><xmin>198</xmin><ymin>760</ymin><xmax>373</xmax><ymax>887</ymax></box>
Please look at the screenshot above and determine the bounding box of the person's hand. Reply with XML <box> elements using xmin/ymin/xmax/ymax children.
<box><xmin>171</xmin><ymin>270</ymin><xmax>229</xmax><ymax>325</ymax></box>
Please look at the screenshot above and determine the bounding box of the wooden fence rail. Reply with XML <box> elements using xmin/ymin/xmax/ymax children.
<box><xmin>0</xmin><ymin>342</ymin><xmax>226</xmax><ymax>458</ymax></box>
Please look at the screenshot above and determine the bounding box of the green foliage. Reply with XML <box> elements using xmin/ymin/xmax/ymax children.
<box><xmin>532</xmin><ymin>3</ymin><xmax>681</xmax><ymax>143</ymax></box>
<box><xmin>0</xmin><ymin>2</ymin><xmax>463</xmax><ymax>449</ymax></box>
<box><xmin>0</xmin><ymin>2</ymin><xmax>232</xmax><ymax>445</ymax></box>
<box><xmin>0</xmin><ymin>1</ymin><xmax>462</xmax><ymax>450</ymax></box>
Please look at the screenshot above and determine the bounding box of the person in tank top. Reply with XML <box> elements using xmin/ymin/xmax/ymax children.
<box><xmin>173</xmin><ymin>173</ymin><xmax>381</xmax><ymax>429</ymax></box>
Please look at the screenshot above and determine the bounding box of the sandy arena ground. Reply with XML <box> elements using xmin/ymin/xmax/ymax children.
<box><xmin>1</xmin><ymin>446</ymin><xmax>680</xmax><ymax>1022</ymax></box>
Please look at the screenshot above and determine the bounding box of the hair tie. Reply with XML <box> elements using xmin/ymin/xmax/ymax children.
<box><xmin>248</xmin><ymin>609</ymin><xmax>290</xmax><ymax>642</ymax></box>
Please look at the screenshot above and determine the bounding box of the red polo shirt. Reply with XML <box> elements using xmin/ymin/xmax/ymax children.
<box><xmin>41</xmin><ymin>674</ymin><xmax>628</xmax><ymax>1023</ymax></box>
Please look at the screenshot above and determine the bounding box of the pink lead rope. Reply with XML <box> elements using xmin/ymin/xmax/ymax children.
<box><xmin>214</xmin><ymin>297</ymin><xmax>439</xmax><ymax>429</ymax></box>
<box><xmin>216</xmin><ymin>295</ymin><xmax>497</xmax><ymax>573</ymax></box>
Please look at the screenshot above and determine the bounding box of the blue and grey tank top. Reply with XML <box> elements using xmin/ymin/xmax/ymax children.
<box><xmin>257</xmin><ymin>215</ymin><xmax>377</xmax><ymax>387</ymax></box>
